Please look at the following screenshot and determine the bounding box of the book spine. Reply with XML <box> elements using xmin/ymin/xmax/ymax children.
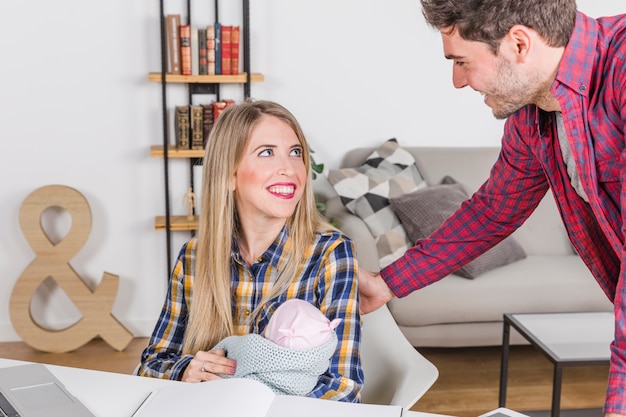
<box><xmin>198</xmin><ymin>28</ymin><xmax>207</xmax><ymax>75</ymax></box>
<box><xmin>179</xmin><ymin>24</ymin><xmax>192</xmax><ymax>76</ymax></box>
<box><xmin>231</xmin><ymin>26</ymin><xmax>240</xmax><ymax>75</ymax></box>
<box><xmin>221</xmin><ymin>25</ymin><xmax>232</xmax><ymax>76</ymax></box>
<box><xmin>201</xmin><ymin>103</ymin><xmax>214</xmax><ymax>147</ymax></box>
<box><xmin>190</xmin><ymin>26</ymin><xmax>199</xmax><ymax>76</ymax></box>
<box><xmin>175</xmin><ymin>105</ymin><xmax>190</xmax><ymax>149</ymax></box>
<box><xmin>213</xmin><ymin>100</ymin><xmax>236</xmax><ymax>121</ymax></box>
<box><xmin>206</xmin><ymin>26</ymin><xmax>216</xmax><ymax>75</ymax></box>
<box><xmin>190</xmin><ymin>106</ymin><xmax>204</xmax><ymax>149</ymax></box>
<box><xmin>166</xmin><ymin>14</ymin><xmax>181</xmax><ymax>74</ymax></box>
<box><xmin>214</xmin><ymin>23</ymin><xmax>222</xmax><ymax>75</ymax></box>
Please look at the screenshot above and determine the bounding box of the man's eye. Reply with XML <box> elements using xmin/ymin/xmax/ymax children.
<box><xmin>259</xmin><ymin>149</ymin><xmax>273</xmax><ymax>156</ymax></box>
<box><xmin>454</xmin><ymin>61</ymin><xmax>466</xmax><ymax>67</ymax></box>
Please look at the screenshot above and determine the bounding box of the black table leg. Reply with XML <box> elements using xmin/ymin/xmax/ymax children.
<box><xmin>499</xmin><ymin>317</ymin><xmax>511</xmax><ymax>407</ymax></box>
<box><xmin>551</xmin><ymin>364</ymin><xmax>563</xmax><ymax>417</ymax></box>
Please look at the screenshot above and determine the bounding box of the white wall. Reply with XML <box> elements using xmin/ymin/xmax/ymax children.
<box><xmin>0</xmin><ymin>0</ymin><xmax>623</xmax><ymax>342</ymax></box>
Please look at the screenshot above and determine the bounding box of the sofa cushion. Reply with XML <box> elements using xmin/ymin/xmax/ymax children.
<box><xmin>389</xmin><ymin>177</ymin><xmax>526</xmax><ymax>278</ymax></box>
<box><xmin>388</xmin><ymin>255</ymin><xmax>608</xmax><ymax>328</ymax></box>
<box><xmin>326</xmin><ymin>139</ymin><xmax>426</xmax><ymax>268</ymax></box>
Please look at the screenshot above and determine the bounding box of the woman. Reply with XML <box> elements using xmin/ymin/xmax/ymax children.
<box><xmin>137</xmin><ymin>100</ymin><xmax>363</xmax><ymax>402</ymax></box>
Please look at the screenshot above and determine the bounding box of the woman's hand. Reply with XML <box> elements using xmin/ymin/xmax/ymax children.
<box><xmin>181</xmin><ymin>349</ymin><xmax>237</xmax><ymax>382</ymax></box>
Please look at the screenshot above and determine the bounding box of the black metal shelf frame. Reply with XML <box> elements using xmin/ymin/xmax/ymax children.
<box><xmin>157</xmin><ymin>0</ymin><xmax>253</xmax><ymax>279</ymax></box>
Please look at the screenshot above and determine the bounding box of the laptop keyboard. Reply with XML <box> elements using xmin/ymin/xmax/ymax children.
<box><xmin>0</xmin><ymin>391</ymin><xmax>19</xmax><ymax>417</ymax></box>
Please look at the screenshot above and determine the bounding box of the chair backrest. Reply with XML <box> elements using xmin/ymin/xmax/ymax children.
<box><xmin>359</xmin><ymin>304</ymin><xmax>439</xmax><ymax>409</ymax></box>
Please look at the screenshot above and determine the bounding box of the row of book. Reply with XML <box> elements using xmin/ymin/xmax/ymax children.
<box><xmin>165</xmin><ymin>14</ymin><xmax>240</xmax><ymax>76</ymax></box>
<box><xmin>175</xmin><ymin>100</ymin><xmax>236</xmax><ymax>149</ymax></box>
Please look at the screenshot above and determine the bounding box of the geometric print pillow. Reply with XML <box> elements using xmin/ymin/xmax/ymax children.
<box><xmin>326</xmin><ymin>139</ymin><xmax>426</xmax><ymax>268</ymax></box>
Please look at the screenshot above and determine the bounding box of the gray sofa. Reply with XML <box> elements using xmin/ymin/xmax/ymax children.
<box><xmin>325</xmin><ymin>146</ymin><xmax>613</xmax><ymax>347</ymax></box>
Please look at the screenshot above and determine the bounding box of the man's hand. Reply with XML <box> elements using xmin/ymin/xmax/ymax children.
<box><xmin>358</xmin><ymin>268</ymin><xmax>394</xmax><ymax>314</ymax></box>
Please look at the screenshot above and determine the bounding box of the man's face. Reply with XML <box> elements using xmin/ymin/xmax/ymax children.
<box><xmin>441</xmin><ymin>27</ymin><xmax>540</xmax><ymax>119</ymax></box>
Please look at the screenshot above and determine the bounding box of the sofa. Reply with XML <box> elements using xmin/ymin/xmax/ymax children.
<box><xmin>324</xmin><ymin>144</ymin><xmax>613</xmax><ymax>347</ymax></box>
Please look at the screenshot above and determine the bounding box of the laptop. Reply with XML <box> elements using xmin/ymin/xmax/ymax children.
<box><xmin>0</xmin><ymin>363</ymin><xmax>95</xmax><ymax>417</ymax></box>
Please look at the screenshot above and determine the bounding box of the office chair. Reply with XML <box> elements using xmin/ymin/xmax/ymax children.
<box><xmin>359</xmin><ymin>304</ymin><xmax>439</xmax><ymax>409</ymax></box>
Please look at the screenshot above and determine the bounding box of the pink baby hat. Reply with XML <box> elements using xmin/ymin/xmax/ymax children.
<box><xmin>264</xmin><ymin>299</ymin><xmax>342</xmax><ymax>349</ymax></box>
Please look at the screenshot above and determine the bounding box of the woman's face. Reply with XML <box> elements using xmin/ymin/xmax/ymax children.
<box><xmin>233</xmin><ymin>114</ymin><xmax>307</xmax><ymax>226</ymax></box>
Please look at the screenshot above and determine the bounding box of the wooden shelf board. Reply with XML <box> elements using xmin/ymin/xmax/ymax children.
<box><xmin>150</xmin><ymin>145</ymin><xmax>204</xmax><ymax>158</ymax></box>
<box><xmin>154</xmin><ymin>215</ymin><xmax>198</xmax><ymax>231</ymax></box>
<box><xmin>148</xmin><ymin>72</ymin><xmax>264</xmax><ymax>84</ymax></box>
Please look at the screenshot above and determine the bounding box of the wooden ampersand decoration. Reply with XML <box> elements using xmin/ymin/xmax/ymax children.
<box><xmin>10</xmin><ymin>185</ymin><xmax>133</xmax><ymax>353</ymax></box>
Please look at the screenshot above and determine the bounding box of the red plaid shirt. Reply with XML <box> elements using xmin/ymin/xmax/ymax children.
<box><xmin>381</xmin><ymin>11</ymin><xmax>626</xmax><ymax>414</ymax></box>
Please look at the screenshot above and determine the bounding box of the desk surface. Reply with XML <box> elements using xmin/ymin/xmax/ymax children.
<box><xmin>0</xmin><ymin>358</ymin><xmax>451</xmax><ymax>417</ymax></box>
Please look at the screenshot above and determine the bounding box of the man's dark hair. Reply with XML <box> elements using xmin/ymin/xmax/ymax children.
<box><xmin>420</xmin><ymin>0</ymin><xmax>577</xmax><ymax>54</ymax></box>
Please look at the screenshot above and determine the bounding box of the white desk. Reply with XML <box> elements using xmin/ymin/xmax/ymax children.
<box><xmin>0</xmin><ymin>358</ymin><xmax>452</xmax><ymax>417</ymax></box>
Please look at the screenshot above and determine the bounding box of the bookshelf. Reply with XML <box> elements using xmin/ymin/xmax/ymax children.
<box><xmin>147</xmin><ymin>72</ymin><xmax>264</xmax><ymax>84</ymax></box>
<box><xmin>151</xmin><ymin>0</ymin><xmax>263</xmax><ymax>278</ymax></box>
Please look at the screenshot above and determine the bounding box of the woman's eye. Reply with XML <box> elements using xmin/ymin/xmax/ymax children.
<box><xmin>290</xmin><ymin>148</ymin><xmax>302</xmax><ymax>157</ymax></box>
<box><xmin>259</xmin><ymin>148</ymin><xmax>273</xmax><ymax>157</ymax></box>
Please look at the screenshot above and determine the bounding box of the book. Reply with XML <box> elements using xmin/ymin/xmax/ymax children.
<box><xmin>165</xmin><ymin>14</ymin><xmax>181</xmax><ymax>74</ymax></box>
<box><xmin>221</xmin><ymin>25</ymin><xmax>233</xmax><ymax>75</ymax></box>
<box><xmin>213</xmin><ymin>99</ymin><xmax>235</xmax><ymax>121</ymax></box>
<box><xmin>179</xmin><ymin>24</ymin><xmax>192</xmax><ymax>76</ymax></box>
<box><xmin>201</xmin><ymin>103</ymin><xmax>215</xmax><ymax>146</ymax></box>
<box><xmin>214</xmin><ymin>22</ymin><xmax>222</xmax><ymax>74</ymax></box>
<box><xmin>231</xmin><ymin>25</ymin><xmax>240</xmax><ymax>75</ymax></box>
<box><xmin>198</xmin><ymin>28</ymin><xmax>207</xmax><ymax>75</ymax></box>
<box><xmin>175</xmin><ymin>105</ymin><xmax>190</xmax><ymax>149</ymax></box>
<box><xmin>190</xmin><ymin>26</ymin><xmax>199</xmax><ymax>76</ymax></box>
<box><xmin>206</xmin><ymin>25</ymin><xmax>216</xmax><ymax>75</ymax></box>
<box><xmin>132</xmin><ymin>377</ymin><xmax>401</xmax><ymax>417</ymax></box>
<box><xmin>190</xmin><ymin>105</ymin><xmax>204</xmax><ymax>150</ymax></box>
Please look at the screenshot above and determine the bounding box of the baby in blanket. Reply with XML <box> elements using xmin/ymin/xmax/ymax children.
<box><xmin>212</xmin><ymin>299</ymin><xmax>342</xmax><ymax>395</ymax></box>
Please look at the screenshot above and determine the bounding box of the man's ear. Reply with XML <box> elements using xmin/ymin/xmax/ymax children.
<box><xmin>505</xmin><ymin>24</ymin><xmax>533</xmax><ymax>62</ymax></box>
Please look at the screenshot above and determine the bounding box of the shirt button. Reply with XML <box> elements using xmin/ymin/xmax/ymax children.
<box><xmin>579</xmin><ymin>84</ymin><xmax>587</xmax><ymax>91</ymax></box>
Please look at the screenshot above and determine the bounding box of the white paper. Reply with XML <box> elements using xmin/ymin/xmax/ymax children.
<box><xmin>133</xmin><ymin>378</ymin><xmax>275</xmax><ymax>417</ymax></box>
<box><xmin>268</xmin><ymin>395</ymin><xmax>402</xmax><ymax>417</ymax></box>
<box><xmin>478</xmin><ymin>408</ymin><xmax>530</xmax><ymax>417</ymax></box>
<box><xmin>132</xmin><ymin>377</ymin><xmax>403</xmax><ymax>417</ymax></box>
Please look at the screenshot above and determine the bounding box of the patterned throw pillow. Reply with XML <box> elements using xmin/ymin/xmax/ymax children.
<box><xmin>389</xmin><ymin>176</ymin><xmax>527</xmax><ymax>278</ymax></box>
<box><xmin>326</xmin><ymin>139</ymin><xmax>426</xmax><ymax>268</ymax></box>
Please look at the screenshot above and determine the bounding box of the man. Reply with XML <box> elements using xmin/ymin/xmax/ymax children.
<box><xmin>358</xmin><ymin>0</ymin><xmax>626</xmax><ymax>415</ymax></box>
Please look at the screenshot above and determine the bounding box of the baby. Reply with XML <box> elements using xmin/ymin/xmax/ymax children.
<box><xmin>212</xmin><ymin>299</ymin><xmax>342</xmax><ymax>395</ymax></box>
<box><xmin>264</xmin><ymin>298</ymin><xmax>342</xmax><ymax>349</ymax></box>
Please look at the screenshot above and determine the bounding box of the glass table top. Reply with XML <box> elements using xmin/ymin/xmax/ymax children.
<box><xmin>508</xmin><ymin>312</ymin><xmax>613</xmax><ymax>362</ymax></box>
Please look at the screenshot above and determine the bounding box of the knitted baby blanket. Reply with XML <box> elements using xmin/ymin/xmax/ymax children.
<box><xmin>213</xmin><ymin>332</ymin><xmax>338</xmax><ymax>396</ymax></box>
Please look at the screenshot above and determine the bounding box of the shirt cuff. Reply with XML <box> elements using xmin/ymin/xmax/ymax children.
<box><xmin>380</xmin><ymin>256</ymin><xmax>418</xmax><ymax>298</ymax></box>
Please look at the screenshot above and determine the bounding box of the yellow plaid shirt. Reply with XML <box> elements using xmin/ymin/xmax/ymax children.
<box><xmin>139</xmin><ymin>226</ymin><xmax>363</xmax><ymax>402</ymax></box>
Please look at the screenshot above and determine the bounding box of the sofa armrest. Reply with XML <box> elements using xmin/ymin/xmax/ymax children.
<box><xmin>325</xmin><ymin>196</ymin><xmax>381</xmax><ymax>272</ymax></box>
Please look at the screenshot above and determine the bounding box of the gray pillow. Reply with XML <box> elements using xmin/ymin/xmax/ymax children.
<box><xmin>389</xmin><ymin>178</ymin><xmax>526</xmax><ymax>279</ymax></box>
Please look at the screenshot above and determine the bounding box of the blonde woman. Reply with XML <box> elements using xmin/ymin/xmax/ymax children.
<box><xmin>138</xmin><ymin>100</ymin><xmax>363</xmax><ymax>402</ymax></box>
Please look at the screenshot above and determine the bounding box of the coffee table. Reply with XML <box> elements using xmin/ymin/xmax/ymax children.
<box><xmin>498</xmin><ymin>312</ymin><xmax>613</xmax><ymax>417</ymax></box>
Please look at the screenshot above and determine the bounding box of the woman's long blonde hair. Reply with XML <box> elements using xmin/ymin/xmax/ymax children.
<box><xmin>182</xmin><ymin>100</ymin><xmax>331</xmax><ymax>354</ymax></box>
